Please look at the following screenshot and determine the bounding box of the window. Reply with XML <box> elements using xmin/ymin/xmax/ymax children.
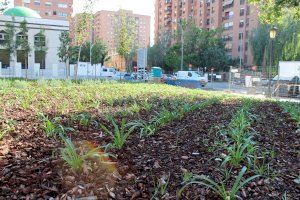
<box><xmin>206</xmin><ymin>19</ymin><xmax>210</xmax><ymax>25</ymax></box>
<box><xmin>45</xmin><ymin>2</ymin><xmax>52</xmax><ymax>7</ymax></box>
<box><xmin>23</xmin><ymin>0</ymin><xmax>30</xmax><ymax>4</ymax></box>
<box><xmin>239</xmin><ymin>20</ymin><xmax>244</xmax><ymax>28</ymax></box>
<box><xmin>239</xmin><ymin>33</ymin><xmax>243</xmax><ymax>40</ymax></box>
<box><xmin>34</xmin><ymin>35</ymin><xmax>45</xmax><ymax>46</ymax></box>
<box><xmin>58</xmin><ymin>3</ymin><xmax>68</xmax><ymax>8</ymax></box>
<box><xmin>45</xmin><ymin>11</ymin><xmax>51</xmax><ymax>16</ymax></box>
<box><xmin>0</xmin><ymin>49</ymin><xmax>10</xmax><ymax>68</ymax></box>
<box><xmin>0</xmin><ymin>32</ymin><xmax>5</xmax><ymax>41</ymax></box>
<box><xmin>240</xmin><ymin>8</ymin><xmax>244</xmax><ymax>16</ymax></box>
<box><xmin>35</xmin><ymin>51</ymin><xmax>46</xmax><ymax>69</ymax></box>
<box><xmin>34</xmin><ymin>0</ymin><xmax>40</xmax><ymax>6</ymax></box>
<box><xmin>245</xmin><ymin>42</ymin><xmax>248</xmax><ymax>51</ymax></box>
<box><xmin>58</xmin><ymin>12</ymin><xmax>67</xmax><ymax>18</ymax></box>
<box><xmin>240</xmin><ymin>0</ymin><xmax>245</xmax><ymax>5</ymax></box>
<box><xmin>53</xmin><ymin>11</ymin><xmax>57</xmax><ymax>15</ymax></box>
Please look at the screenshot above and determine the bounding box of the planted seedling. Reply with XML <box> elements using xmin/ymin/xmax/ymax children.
<box><xmin>60</xmin><ymin>134</ymin><xmax>110</xmax><ymax>172</ymax></box>
<box><xmin>0</xmin><ymin>119</ymin><xmax>16</xmax><ymax>140</ymax></box>
<box><xmin>151</xmin><ymin>174</ymin><xmax>170</xmax><ymax>200</ymax></box>
<box><xmin>39</xmin><ymin>113</ymin><xmax>74</xmax><ymax>137</ymax></box>
<box><xmin>179</xmin><ymin>166</ymin><xmax>260</xmax><ymax>200</ymax></box>
<box><xmin>128</xmin><ymin>119</ymin><xmax>156</xmax><ymax>138</ymax></box>
<box><xmin>100</xmin><ymin>117</ymin><xmax>134</xmax><ymax>149</ymax></box>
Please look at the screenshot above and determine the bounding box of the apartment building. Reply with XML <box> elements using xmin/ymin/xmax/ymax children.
<box><xmin>94</xmin><ymin>10</ymin><xmax>151</xmax><ymax>53</ymax></box>
<box><xmin>14</xmin><ymin>0</ymin><xmax>73</xmax><ymax>20</ymax></box>
<box><xmin>154</xmin><ymin>0</ymin><xmax>259</xmax><ymax>66</ymax></box>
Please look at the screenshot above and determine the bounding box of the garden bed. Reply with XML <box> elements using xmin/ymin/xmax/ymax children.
<box><xmin>0</xmin><ymin>81</ymin><xmax>299</xmax><ymax>199</ymax></box>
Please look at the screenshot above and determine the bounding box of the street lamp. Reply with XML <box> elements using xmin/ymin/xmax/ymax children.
<box><xmin>268</xmin><ymin>26</ymin><xmax>278</xmax><ymax>97</ymax></box>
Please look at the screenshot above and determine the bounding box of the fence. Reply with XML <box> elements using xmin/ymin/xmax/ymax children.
<box><xmin>228</xmin><ymin>66</ymin><xmax>300</xmax><ymax>98</ymax></box>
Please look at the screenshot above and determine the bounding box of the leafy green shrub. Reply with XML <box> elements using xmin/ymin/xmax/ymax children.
<box><xmin>179</xmin><ymin>166</ymin><xmax>260</xmax><ymax>200</ymax></box>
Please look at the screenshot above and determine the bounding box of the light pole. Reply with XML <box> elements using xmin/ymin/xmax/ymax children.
<box><xmin>179</xmin><ymin>19</ymin><xmax>184</xmax><ymax>71</ymax></box>
<box><xmin>268</xmin><ymin>26</ymin><xmax>278</xmax><ymax>97</ymax></box>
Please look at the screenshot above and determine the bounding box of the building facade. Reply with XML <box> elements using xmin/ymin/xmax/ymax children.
<box><xmin>93</xmin><ymin>9</ymin><xmax>150</xmax><ymax>70</ymax></box>
<box><xmin>154</xmin><ymin>0</ymin><xmax>259</xmax><ymax>66</ymax></box>
<box><xmin>0</xmin><ymin>7</ymin><xmax>69</xmax><ymax>79</ymax></box>
<box><xmin>94</xmin><ymin>10</ymin><xmax>151</xmax><ymax>53</ymax></box>
<box><xmin>14</xmin><ymin>0</ymin><xmax>73</xmax><ymax>20</ymax></box>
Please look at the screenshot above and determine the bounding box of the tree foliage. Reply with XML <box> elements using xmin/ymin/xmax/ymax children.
<box><xmin>79</xmin><ymin>39</ymin><xmax>109</xmax><ymax>65</ymax></box>
<box><xmin>248</xmin><ymin>0</ymin><xmax>300</xmax><ymax>24</ymax></box>
<box><xmin>1</xmin><ymin>19</ymin><xmax>15</xmax><ymax>61</ymax></box>
<box><xmin>0</xmin><ymin>0</ymin><xmax>10</xmax><ymax>13</ymax></box>
<box><xmin>16</xmin><ymin>20</ymin><xmax>31</xmax><ymax>70</ymax></box>
<box><xmin>149</xmin><ymin>23</ymin><xmax>231</xmax><ymax>72</ymax></box>
<box><xmin>115</xmin><ymin>10</ymin><xmax>138</xmax><ymax>71</ymax></box>
<box><xmin>34</xmin><ymin>29</ymin><xmax>48</xmax><ymax>69</ymax></box>
<box><xmin>249</xmin><ymin>16</ymin><xmax>300</xmax><ymax>68</ymax></box>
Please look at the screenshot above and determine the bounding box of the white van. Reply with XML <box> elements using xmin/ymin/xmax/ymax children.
<box><xmin>174</xmin><ymin>71</ymin><xmax>208</xmax><ymax>87</ymax></box>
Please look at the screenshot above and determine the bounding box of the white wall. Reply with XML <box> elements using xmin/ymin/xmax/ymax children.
<box><xmin>279</xmin><ymin>61</ymin><xmax>300</xmax><ymax>80</ymax></box>
<box><xmin>0</xmin><ymin>15</ymin><xmax>69</xmax><ymax>79</ymax></box>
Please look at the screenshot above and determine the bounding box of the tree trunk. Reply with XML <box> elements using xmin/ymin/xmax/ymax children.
<box><xmin>75</xmin><ymin>45</ymin><xmax>82</xmax><ymax>81</ymax></box>
<box><xmin>25</xmin><ymin>57</ymin><xmax>28</xmax><ymax>80</ymax></box>
<box><xmin>66</xmin><ymin>59</ymin><xmax>70</xmax><ymax>79</ymax></box>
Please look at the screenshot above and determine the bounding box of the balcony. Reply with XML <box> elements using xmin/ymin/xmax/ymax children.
<box><xmin>222</xmin><ymin>15</ymin><xmax>233</xmax><ymax>21</ymax></box>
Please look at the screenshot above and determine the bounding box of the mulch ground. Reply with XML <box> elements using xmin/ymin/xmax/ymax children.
<box><xmin>0</xmin><ymin>101</ymin><xmax>299</xmax><ymax>199</ymax></box>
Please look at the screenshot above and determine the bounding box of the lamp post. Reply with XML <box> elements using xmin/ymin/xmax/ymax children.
<box><xmin>268</xmin><ymin>26</ymin><xmax>278</xmax><ymax>97</ymax></box>
<box><xmin>179</xmin><ymin>19</ymin><xmax>184</xmax><ymax>71</ymax></box>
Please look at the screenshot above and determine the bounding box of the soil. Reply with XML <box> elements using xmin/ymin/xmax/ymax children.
<box><xmin>0</xmin><ymin>101</ymin><xmax>299</xmax><ymax>200</ymax></box>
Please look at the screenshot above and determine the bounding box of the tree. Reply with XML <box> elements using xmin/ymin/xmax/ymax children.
<box><xmin>164</xmin><ymin>44</ymin><xmax>181</xmax><ymax>72</ymax></box>
<box><xmin>182</xmin><ymin>23</ymin><xmax>229</xmax><ymax>71</ymax></box>
<box><xmin>58</xmin><ymin>30</ymin><xmax>73</xmax><ymax>78</ymax></box>
<box><xmin>248</xmin><ymin>0</ymin><xmax>300</xmax><ymax>24</ymax></box>
<box><xmin>0</xmin><ymin>0</ymin><xmax>10</xmax><ymax>13</ymax></box>
<box><xmin>249</xmin><ymin>16</ymin><xmax>300</xmax><ymax>73</ymax></box>
<box><xmin>16</xmin><ymin>20</ymin><xmax>31</xmax><ymax>79</ymax></box>
<box><xmin>34</xmin><ymin>29</ymin><xmax>48</xmax><ymax>71</ymax></box>
<box><xmin>79</xmin><ymin>39</ymin><xmax>109</xmax><ymax>65</ymax></box>
<box><xmin>148</xmin><ymin>43</ymin><xmax>165</xmax><ymax>68</ymax></box>
<box><xmin>92</xmin><ymin>39</ymin><xmax>110</xmax><ymax>65</ymax></box>
<box><xmin>72</xmin><ymin>12</ymin><xmax>92</xmax><ymax>80</ymax></box>
<box><xmin>115</xmin><ymin>10</ymin><xmax>137</xmax><ymax>71</ymax></box>
<box><xmin>249</xmin><ymin>24</ymin><xmax>270</xmax><ymax>68</ymax></box>
<box><xmin>0</xmin><ymin>18</ymin><xmax>15</xmax><ymax>66</ymax></box>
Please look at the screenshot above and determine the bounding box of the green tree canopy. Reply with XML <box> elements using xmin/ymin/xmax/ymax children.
<box><xmin>79</xmin><ymin>39</ymin><xmax>109</xmax><ymax>65</ymax></box>
<box><xmin>115</xmin><ymin>10</ymin><xmax>137</xmax><ymax>71</ymax></box>
<box><xmin>249</xmin><ymin>0</ymin><xmax>300</xmax><ymax>24</ymax></box>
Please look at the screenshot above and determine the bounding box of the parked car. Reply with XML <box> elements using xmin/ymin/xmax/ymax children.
<box><xmin>123</xmin><ymin>73</ymin><xmax>132</xmax><ymax>81</ymax></box>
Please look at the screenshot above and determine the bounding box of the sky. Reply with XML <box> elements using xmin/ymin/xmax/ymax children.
<box><xmin>73</xmin><ymin>0</ymin><xmax>156</xmax><ymax>45</ymax></box>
